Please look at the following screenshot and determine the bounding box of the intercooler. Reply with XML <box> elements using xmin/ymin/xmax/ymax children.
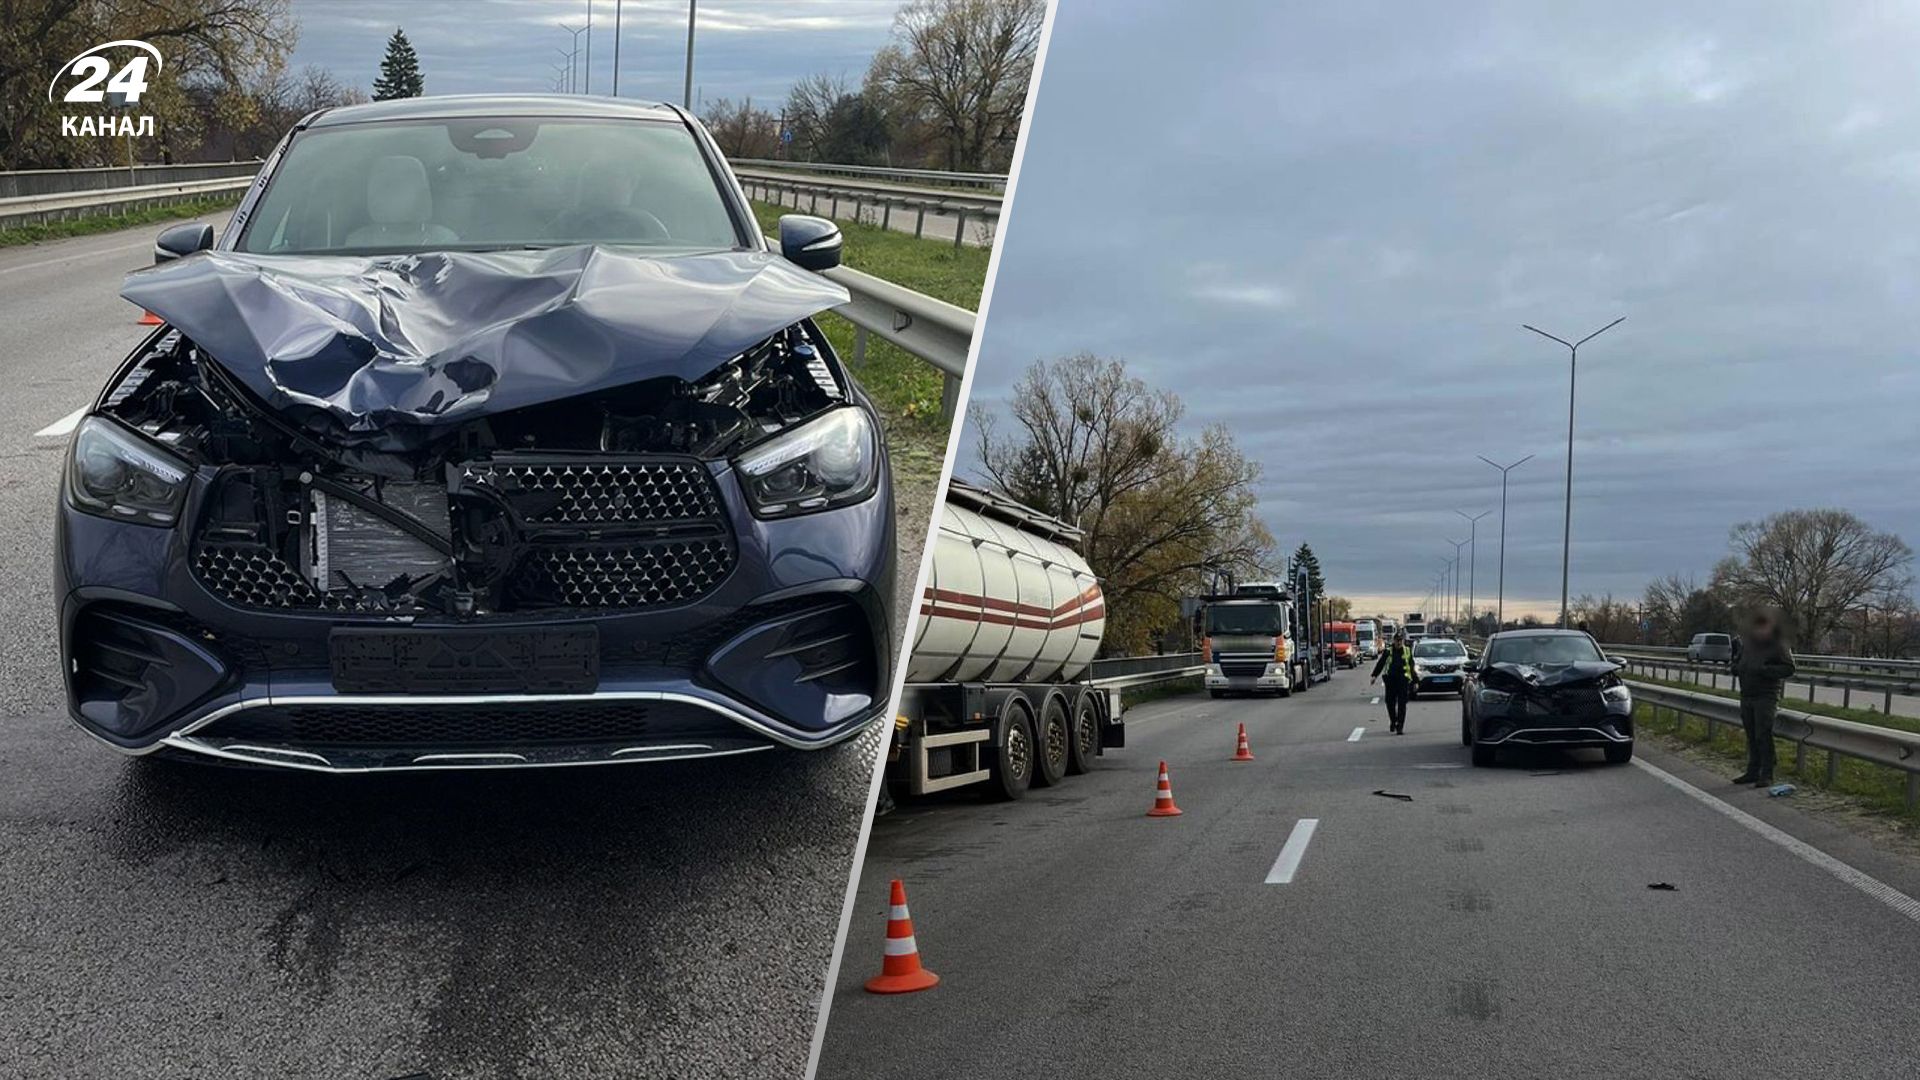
<box><xmin>300</xmin><ymin>484</ymin><xmax>451</xmax><ymax>592</ymax></box>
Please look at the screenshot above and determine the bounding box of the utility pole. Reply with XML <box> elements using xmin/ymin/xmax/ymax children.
<box><xmin>1522</xmin><ymin>317</ymin><xmax>1624</xmax><ymax>628</ymax></box>
<box><xmin>1456</xmin><ymin>510</ymin><xmax>1490</xmax><ymax>637</ymax></box>
<box><xmin>683</xmin><ymin>0</ymin><xmax>698</xmax><ymax>109</ymax></box>
<box><xmin>1477</xmin><ymin>453</ymin><xmax>1533</xmax><ymax>630</ymax></box>
<box><xmin>583</xmin><ymin>0</ymin><xmax>592</xmax><ymax>95</ymax></box>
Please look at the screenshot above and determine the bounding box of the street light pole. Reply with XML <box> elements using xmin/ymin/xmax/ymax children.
<box><xmin>611</xmin><ymin>0</ymin><xmax>622</xmax><ymax>96</ymax></box>
<box><xmin>1476</xmin><ymin>453</ymin><xmax>1533</xmax><ymax>630</ymax></box>
<box><xmin>683</xmin><ymin>0</ymin><xmax>698</xmax><ymax>109</ymax></box>
<box><xmin>583</xmin><ymin>0</ymin><xmax>592</xmax><ymax>94</ymax></box>
<box><xmin>1456</xmin><ymin>509</ymin><xmax>1490</xmax><ymax>636</ymax></box>
<box><xmin>1522</xmin><ymin>317</ymin><xmax>1624</xmax><ymax>628</ymax></box>
<box><xmin>1446</xmin><ymin>541</ymin><xmax>1468</xmax><ymax>628</ymax></box>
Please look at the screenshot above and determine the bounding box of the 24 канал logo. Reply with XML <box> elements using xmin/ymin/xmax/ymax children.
<box><xmin>49</xmin><ymin>40</ymin><xmax>163</xmax><ymax>138</ymax></box>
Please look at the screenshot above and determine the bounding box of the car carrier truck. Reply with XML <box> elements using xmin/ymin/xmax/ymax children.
<box><xmin>888</xmin><ymin>480</ymin><xmax>1118</xmax><ymax>800</ymax></box>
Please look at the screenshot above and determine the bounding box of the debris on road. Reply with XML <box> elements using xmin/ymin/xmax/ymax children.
<box><xmin>1768</xmin><ymin>783</ymin><xmax>1797</xmax><ymax>797</ymax></box>
<box><xmin>1372</xmin><ymin>790</ymin><xmax>1414</xmax><ymax>801</ymax></box>
<box><xmin>1647</xmin><ymin>882</ymin><xmax>1678</xmax><ymax>891</ymax></box>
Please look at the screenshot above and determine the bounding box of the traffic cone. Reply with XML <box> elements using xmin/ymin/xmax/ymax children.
<box><xmin>1231</xmin><ymin>722</ymin><xmax>1255</xmax><ymax>762</ymax></box>
<box><xmin>864</xmin><ymin>879</ymin><xmax>940</xmax><ymax>994</ymax></box>
<box><xmin>1146</xmin><ymin>760</ymin><xmax>1183</xmax><ymax>816</ymax></box>
<box><xmin>137</xmin><ymin>310</ymin><xmax>162</xmax><ymax>326</ymax></box>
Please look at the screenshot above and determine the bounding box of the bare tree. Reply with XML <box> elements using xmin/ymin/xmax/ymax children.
<box><xmin>868</xmin><ymin>0</ymin><xmax>1044</xmax><ymax>172</ymax></box>
<box><xmin>702</xmin><ymin>97</ymin><xmax>779</xmax><ymax>159</ymax></box>
<box><xmin>1711</xmin><ymin>509</ymin><xmax>1912</xmax><ymax>649</ymax></box>
<box><xmin>783</xmin><ymin>73</ymin><xmax>853</xmax><ymax>162</ymax></box>
<box><xmin>974</xmin><ymin>354</ymin><xmax>1273</xmax><ymax>652</ymax></box>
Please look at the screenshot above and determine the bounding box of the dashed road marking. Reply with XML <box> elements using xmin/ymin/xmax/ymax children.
<box><xmin>1634</xmin><ymin>759</ymin><xmax>1920</xmax><ymax>926</ymax></box>
<box><xmin>1264</xmin><ymin>818</ymin><xmax>1319</xmax><ymax>884</ymax></box>
<box><xmin>35</xmin><ymin>406</ymin><xmax>86</xmax><ymax>438</ymax></box>
<box><xmin>1348</xmin><ymin>727</ymin><xmax>1365</xmax><ymax>742</ymax></box>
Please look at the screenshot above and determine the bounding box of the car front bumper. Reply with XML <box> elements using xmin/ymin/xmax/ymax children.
<box><xmin>56</xmin><ymin>436</ymin><xmax>896</xmax><ymax>773</ymax></box>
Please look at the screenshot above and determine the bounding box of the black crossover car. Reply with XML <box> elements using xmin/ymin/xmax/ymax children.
<box><xmin>56</xmin><ymin>95</ymin><xmax>895</xmax><ymax>772</ymax></box>
<box><xmin>1460</xmin><ymin>629</ymin><xmax>1633</xmax><ymax>766</ymax></box>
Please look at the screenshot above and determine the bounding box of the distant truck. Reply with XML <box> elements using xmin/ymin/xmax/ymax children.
<box><xmin>890</xmin><ymin>480</ymin><xmax>1118</xmax><ymax>801</ymax></box>
<box><xmin>1202</xmin><ymin>585</ymin><xmax>1302</xmax><ymax>697</ymax></box>
<box><xmin>1404</xmin><ymin>612</ymin><xmax>1427</xmax><ymax>639</ymax></box>
<box><xmin>1355</xmin><ymin>618</ymin><xmax>1380</xmax><ymax>659</ymax></box>
<box><xmin>1325</xmin><ymin>621</ymin><xmax>1358</xmax><ymax>667</ymax></box>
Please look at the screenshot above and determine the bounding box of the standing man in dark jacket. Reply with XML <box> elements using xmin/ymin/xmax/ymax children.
<box><xmin>1371</xmin><ymin>631</ymin><xmax>1416</xmax><ymax>734</ymax></box>
<box><xmin>1732</xmin><ymin>609</ymin><xmax>1797</xmax><ymax>786</ymax></box>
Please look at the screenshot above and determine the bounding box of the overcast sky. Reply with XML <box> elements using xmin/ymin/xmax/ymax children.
<box><xmin>288</xmin><ymin>0</ymin><xmax>898</xmax><ymax>106</ymax></box>
<box><xmin>966</xmin><ymin>0</ymin><xmax>1920</xmax><ymax>620</ymax></box>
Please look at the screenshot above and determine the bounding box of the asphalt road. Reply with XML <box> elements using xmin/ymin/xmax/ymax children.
<box><xmin>816</xmin><ymin>671</ymin><xmax>1920</xmax><ymax>1078</ymax></box>
<box><xmin>0</xmin><ymin>218</ymin><xmax>924</xmax><ymax>1079</ymax></box>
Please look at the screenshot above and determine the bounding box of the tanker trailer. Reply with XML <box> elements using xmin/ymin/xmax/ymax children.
<box><xmin>889</xmin><ymin>480</ymin><xmax>1117</xmax><ymax>800</ymax></box>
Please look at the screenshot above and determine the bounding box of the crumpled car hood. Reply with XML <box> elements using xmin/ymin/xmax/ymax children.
<box><xmin>121</xmin><ymin>246</ymin><xmax>848</xmax><ymax>445</ymax></box>
<box><xmin>1484</xmin><ymin>660</ymin><xmax>1620</xmax><ymax>689</ymax></box>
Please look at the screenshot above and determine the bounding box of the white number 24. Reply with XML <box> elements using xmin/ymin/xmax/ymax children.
<box><xmin>64</xmin><ymin>56</ymin><xmax>150</xmax><ymax>104</ymax></box>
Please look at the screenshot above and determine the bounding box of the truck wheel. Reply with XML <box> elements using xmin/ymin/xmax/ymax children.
<box><xmin>1067</xmin><ymin>694</ymin><xmax>1100</xmax><ymax>775</ymax></box>
<box><xmin>988</xmin><ymin>705</ymin><xmax>1035</xmax><ymax>801</ymax></box>
<box><xmin>1033</xmin><ymin>697</ymin><xmax>1070</xmax><ymax>787</ymax></box>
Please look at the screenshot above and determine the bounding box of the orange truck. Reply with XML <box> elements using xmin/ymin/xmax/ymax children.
<box><xmin>1323</xmin><ymin>621</ymin><xmax>1358</xmax><ymax>668</ymax></box>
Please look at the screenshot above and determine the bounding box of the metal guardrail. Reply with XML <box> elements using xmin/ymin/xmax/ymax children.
<box><xmin>1628</xmin><ymin>679</ymin><xmax>1920</xmax><ymax>808</ymax></box>
<box><xmin>0</xmin><ymin>161</ymin><xmax>261</xmax><ymax>199</ymax></box>
<box><xmin>1614</xmin><ymin>652</ymin><xmax>1919</xmax><ymax>717</ymax></box>
<box><xmin>737</xmin><ymin>169</ymin><xmax>1002</xmax><ymax>249</ymax></box>
<box><xmin>1604</xmin><ymin>642</ymin><xmax>1920</xmax><ymax>675</ymax></box>
<box><xmin>0</xmin><ymin>176</ymin><xmax>254</xmax><ymax>230</ymax></box>
<box><xmin>732</xmin><ymin>159</ymin><xmax>1006</xmax><ymax>191</ymax></box>
<box><xmin>1085</xmin><ymin>652</ymin><xmax>1205</xmax><ymax>691</ymax></box>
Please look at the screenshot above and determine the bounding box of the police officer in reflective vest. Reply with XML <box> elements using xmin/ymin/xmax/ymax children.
<box><xmin>1370</xmin><ymin>630</ymin><xmax>1416</xmax><ymax>734</ymax></box>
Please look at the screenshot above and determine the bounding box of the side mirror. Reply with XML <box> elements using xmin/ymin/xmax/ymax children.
<box><xmin>777</xmin><ymin>214</ymin><xmax>842</xmax><ymax>271</ymax></box>
<box><xmin>155</xmin><ymin>223</ymin><xmax>214</xmax><ymax>265</ymax></box>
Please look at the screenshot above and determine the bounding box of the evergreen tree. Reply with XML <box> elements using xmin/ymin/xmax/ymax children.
<box><xmin>1292</xmin><ymin>542</ymin><xmax>1325</xmax><ymax>598</ymax></box>
<box><xmin>372</xmin><ymin>29</ymin><xmax>424</xmax><ymax>100</ymax></box>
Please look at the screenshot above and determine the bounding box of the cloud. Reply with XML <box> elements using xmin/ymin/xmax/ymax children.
<box><xmin>962</xmin><ymin>0</ymin><xmax>1920</xmax><ymax>619</ymax></box>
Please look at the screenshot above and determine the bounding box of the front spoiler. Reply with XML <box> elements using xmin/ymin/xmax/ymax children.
<box><xmin>75</xmin><ymin>690</ymin><xmax>881</xmax><ymax>774</ymax></box>
<box><xmin>1476</xmin><ymin>723</ymin><xmax>1632</xmax><ymax>747</ymax></box>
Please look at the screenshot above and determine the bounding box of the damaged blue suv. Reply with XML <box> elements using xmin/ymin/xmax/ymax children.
<box><xmin>57</xmin><ymin>95</ymin><xmax>894</xmax><ymax>772</ymax></box>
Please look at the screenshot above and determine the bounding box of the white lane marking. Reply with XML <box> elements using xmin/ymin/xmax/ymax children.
<box><xmin>1370</xmin><ymin>696</ymin><xmax>1381</xmax><ymax>705</ymax></box>
<box><xmin>1413</xmin><ymin>763</ymin><xmax>1465</xmax><ymax>770</ymax></box>
<box><xmin>1348</xmin><ymin>727</ymin><xmax>1365</xmax><ymax>742</ymax></box>
<box><xmin>1264</xmin><ymin>818</ymin><xmax>1320</xmax><ymax>884</ymax></box>
<box><xmin>34</xmin><ymin>406</ymin><xmax>86</xmax><ymax>438</ymax></box>
<box><xmin>1633</xmin><ymin>759</ymin><xmax>1920</xmax><ymax>926</ymax></box>
<box><xmin>0</xmin><ymin>237</ymin><xmax>147</xmax><ymax>277</ymax></box>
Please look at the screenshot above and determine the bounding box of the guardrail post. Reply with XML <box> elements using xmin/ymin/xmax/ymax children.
<box><xmin>853</xmin><ymin>326</ymin><xmax>868</xmax><ymax>367</ymax></box>
<box><xmin>941</xmin><ymin>371</ymin><xmax>961</xmax><ymax>418</ymax></box>
<box><xmin>1908</xmin><ymin>772</ymin><xmax>1918</xmax><ymax>811</ymax></box>
<box><xmin>1842</xmin><ymin>686</ymin><xmax>1851</xmax><ymax>709</ymax></box>
<box><xmin>1886</xmin><ymin>688</ymin><xmax>1894</xmax><ymax>714</ymax></box>
<box><xmin>1793</xmin><ymin>740</ymin><xmax>1804</xmax><ymax>772</ymax></box>
<box><xmin>1826</xmin><ymin>750</ymin><xmax>1838</xmax><ymax>785</ymax></box>
<box><xmin>915</xmin><ymin>206</ymin><xmax>925</xmax><ymax>238</ymax></box>
<box><xmin>953</xmin><ymin>209</ymin><xmax>966</xmax><ymax>248</ymax></box>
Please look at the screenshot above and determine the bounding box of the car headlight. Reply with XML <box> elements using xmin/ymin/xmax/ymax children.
<box><xmin>734</xmin><ymin>406</ymin><xmax>878</xmax><ymax>518</ymax></box>
<box><xmin>66</xmin><ymin>417</ymin><xmax>190</xmax><ymax>527</ymax></box>
<box><xmin>1602</xmin><ymin>685</ymin><xmax>1632</xmax><ymax>706</ymax></box>
<box><xmin>1475</xmin><ymin>687</ymin><xmax>1512</xmax><ymax>705</ymax></box>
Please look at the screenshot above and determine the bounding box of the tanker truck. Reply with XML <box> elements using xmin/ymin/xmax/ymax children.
<box><xmin>888</xmin><ymin>480</ymin><xmax>1118</xmax><ymax>800</ymax></box>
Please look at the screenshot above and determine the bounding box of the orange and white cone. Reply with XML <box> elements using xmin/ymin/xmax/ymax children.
<box><xmin>864</xmin><ymin>878</ymin><xmax>940</xmax><ymax>994</ymax></box>
<box><xmin>1146</xmin><ymin>760</ymin><xmax>1183</xmax><ymax>816</ymax></box>
<box><xmin>1231</xmin><ymin>722</ymin><xmax>1255</xmax><ymax>762</ymax></box>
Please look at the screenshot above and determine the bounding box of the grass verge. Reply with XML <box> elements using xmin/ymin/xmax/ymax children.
<box><xmin>1632</xmin><ymin>696</ymin><xmax>1920</xmax><ymax>826</ymax></box>
<box><xmin>0</xmin><ymin>195</ymin><xmax>240</xmax><ymax>248</ymax></box>
<box><xmin>751</xmin><ymin>200</ymin><xmax>986</xmax><ymax>439</ymax></box>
